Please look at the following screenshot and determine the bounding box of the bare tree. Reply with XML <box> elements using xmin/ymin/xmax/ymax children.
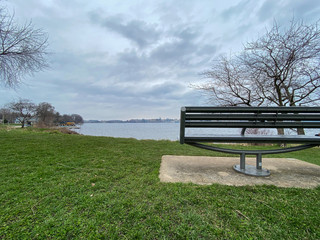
<box><xmin>241</xmin><ymin>19</ymin><xmax>320</xmax><ymax>108</ymax></box>
<box><xmin>198</xmin><ymin>19</ymin><xmax>320</xmax><ymax>107</ymax></box>
<box><xmin>9</xmin><ymin>99</ymin><xmax>36</xmax><ymax>128</ymax></box>
<box><xmin>53</xmin><ymin>112</ymin><xmax>62</xmax><ymax>125</ymax></box>
<box><xmin>36</xmin><ymin>102</ymin><xmax>55</xmax><ymax>126</ymax></box>
<box><xmin>199</xmin><ymin>55</ymin><xmax>265</xmax><ymax>107</ymax></box>
<box><xmin>0</xmin><ymin>4</ymin><xmax>48</xmax><ymax>88</ymax></box>
<box><xmin>61</xmin><ymin>114</ymin><xmax>73</xmax><ymax>123</ymax></box>
<box><xmin>197</xmin><ymin>19</ymin><xmax>320</xmax><ymax>135</ymax></box>
<box><xmin>52</xmin><ymin>112</ymin><xmax>84</xmax><ymax>125</ymax></box>
<box><xmin>71</xmin><ymin>114</ymin><xmax>84</xmax><ymax>124</ymax></box>
<box><xmin>0</xmin><ymin>107</ymin><xmax>17</xmax><ymax>123</ymax></box>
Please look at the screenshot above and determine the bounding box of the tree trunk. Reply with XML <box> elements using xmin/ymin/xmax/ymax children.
<box><xmin>277</xmin><ymin>128</ymin><xmax>285</xmax><ymax>147</ymax></box>
<box><xmin>277</xmin><ymin>128</ymin><xmax>284</xmax><ymax>135</ymax></box>
<box><xmin>297</xmin><ymin>128</ymin><xmax>305</xmax><ymax>135</ymax></box>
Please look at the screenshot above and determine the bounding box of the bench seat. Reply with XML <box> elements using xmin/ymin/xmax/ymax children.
<box><xmin>184</xmin><ymin>134</ymin><xmax>320</xmax><ymax>144</ymax></box>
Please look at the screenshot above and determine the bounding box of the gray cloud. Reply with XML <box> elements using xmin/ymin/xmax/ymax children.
<box><xmin>257</xmin><ymin>0</ymin><xmax>320</xmax><ymax>24</ymax></box>
<box><xmin>257</xmin><ymin>0</ymin><xmax>279</xmax><ymax>22</ymax></box>
<box><xmin>151</xmin><ymin>40</ymin><xmax>193</xmax><ymax>65</ymax></box>
<box><xmin>282</xmin><ymin>0</ymin><xmax>320</xmax><ymax>23</ymax></box>
<box><xmin>221</xmin><ymin>0</ymin><xmax>253</xmax><ymax>21</ymax></box>
<box><xmin>89</xmin><ymin>12</ymin><xmax>161</xmax><ymax>48</ymax></box>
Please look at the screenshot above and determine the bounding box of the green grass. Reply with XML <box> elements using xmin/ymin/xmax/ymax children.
<box><xmin>0</xmin><ymin>128</ymin><xmax>319</xmax><ymax>239</ymax></box>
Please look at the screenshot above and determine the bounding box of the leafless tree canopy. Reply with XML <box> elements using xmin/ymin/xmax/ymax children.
<box><xmin>0</xmin><ymin>5</ymin><xmax>48</xmax><ymax>87</ymax></box>
<box><xmin>197</xmin><ymin>19</ymin><xmax>320</xmax><ymax>107</ymax></box>
<box><xmin>36</xmin><ymin>102</ymin><xmax>56</xmax><ymax>126</ymax></box>
<box><xmin>3</xmin><ymin>99</ymin><xmax>84</xmax><ymax>127</ymax></box>
<box><xmin>8</xmin><ymin>98</ymin><xmax>36</xmax><ymax>127</ymax></box>
<box><xmin>0</xmin><ymin>107</ymin><xmax>17</xmax><ymax>123</ymax></box>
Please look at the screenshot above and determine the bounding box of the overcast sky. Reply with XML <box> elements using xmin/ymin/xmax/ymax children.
<box><xmin>1</xmin><ymin>0</ymin><xmax>319</xmax><ymax>120</ymax></box>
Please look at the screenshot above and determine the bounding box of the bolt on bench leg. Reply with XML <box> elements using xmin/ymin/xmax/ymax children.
<box><xmin>233</xmin><ymin>153</ymin><xmax>270</xmax><ymax>177</ymax></box>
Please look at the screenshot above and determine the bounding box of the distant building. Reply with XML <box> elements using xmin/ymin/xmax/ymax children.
<box><xmin>15</xmin><ymin>117</ymin><xmax>38</xmax><ymax>126</ymax></box>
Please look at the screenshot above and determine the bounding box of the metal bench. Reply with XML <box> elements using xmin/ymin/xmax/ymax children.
<box><xmin>180</xmin><ymin>106</ymin><xmax>320</xmax><ymax>177</ymax></box>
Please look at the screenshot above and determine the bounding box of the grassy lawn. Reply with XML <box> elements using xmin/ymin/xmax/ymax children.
<box><xmin>0</xmin><ymin>128</ymin><xmax>319</xmax><ymax>239</ymax></box>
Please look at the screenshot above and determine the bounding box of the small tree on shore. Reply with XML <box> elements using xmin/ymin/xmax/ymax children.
<box><xmin>71</xmin><ymin>114</ymin><xmax>84</xmax><ymax>124</ymax></box>
<box><xmin>9</xmin><ymin>99</ymin><xmax>36</xmax><ymax>128</ymax></box>
<box><xmin>0</xmin><ymin>107</ymin><xmax>17</xmax><ymax>123</ymax></box>
<box><xmin>36</xmin><ymin>102</ymin><xmax>56</xmax><ymax>126</ymax></box>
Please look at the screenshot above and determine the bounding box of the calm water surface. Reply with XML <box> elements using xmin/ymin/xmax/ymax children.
<box><xmin>74</xmin><ymin>123</ymin><xmax>242</xmax><ymax>141</ymax></box>
<box><xmin>74</xmin><ymin>123</ymin><xmax>181</xmax><ymax>141</ymax></box>
<box><xmin>74</xmin><ymin>123</ymin><xmax>318</xmax><ymax>141</ymax></box>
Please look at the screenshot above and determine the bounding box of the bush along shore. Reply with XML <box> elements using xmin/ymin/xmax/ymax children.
<box><xmin>0</xmin><ymin>127</ymin><xmax>319</xmax><ymax>239</ymax></box>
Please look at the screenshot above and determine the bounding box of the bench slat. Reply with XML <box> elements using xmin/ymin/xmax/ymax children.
<box><xmin>185</xmin><ymin>121</ymin><xmax>320</xmax><ymax>128</ymax></box>
<box><xmin>185</xmin><ymin>114</ymin><xmax>320</xmax><ymax>121</ymax></box>
<box><xmin>184</xmin><ymin>106</ymin><xmax>320</xmax><ymax>113</ymax></box>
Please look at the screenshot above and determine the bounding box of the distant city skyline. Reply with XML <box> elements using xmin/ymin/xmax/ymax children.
<box><xmin>1</xmin><ymin>0</ymin><xmax>319</xmax><ymax>120</ymax></box>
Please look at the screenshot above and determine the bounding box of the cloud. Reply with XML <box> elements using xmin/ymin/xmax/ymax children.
<box><xmin>282</xmin><ymin>0</ymin><xmax>320</xmax><ymax>23</ymax></box>
<box><xmin>220</xmin><ymin>0</ymin><xmax>253</xmax><ymax>21</ymax></box>
<box><xmin>89</xmin><ymin>12</ymin><xmax>161</xmax><ymax>48</ymax></box>
<box><xmin>256</xmin><ymin>0</ymin><xmax>280</xmax><ymax>22</ymax></box>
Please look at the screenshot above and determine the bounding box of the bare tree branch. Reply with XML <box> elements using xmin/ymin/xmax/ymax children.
<box><xmin>0</xmin><ymin>5</ymin><xmax>49</xmax><ymax>88</ymax></box>
<box><xmin>195</xmin><ymin>18</ymin><xmax>320</xmax><ymax>109</ymax></box>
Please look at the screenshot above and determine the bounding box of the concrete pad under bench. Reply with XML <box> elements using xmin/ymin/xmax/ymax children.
<box><xmin>159</xmin><ymin>155</ymin><xmax>320</xmax><ymax>188</ymax></box>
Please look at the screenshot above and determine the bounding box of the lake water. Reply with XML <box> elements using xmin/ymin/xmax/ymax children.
<box><xmin>73</xmin><ymin>123</ymin><xmax>258</xmax><ymax>141</ymax></box>
<box><xmin>74</xmin><ymin>123</ymin><xmax>319</xmax><ymax>141</ymax></box>
<box><xmin>74</xmin><ymin>123</ymin><xmax>181</xmax><ymax>141</ymax></box>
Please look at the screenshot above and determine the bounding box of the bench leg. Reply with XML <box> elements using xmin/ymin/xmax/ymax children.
<box><xmin>240</xmin><ymin>153</ymin><xmax>246</xmax><ymax>170</ymax></box>
<box><xmin>233</xmin><ymin>153</ymin><xmax>270</xmax><ymax>177</ymax></box>
<box><xmin>256</xmin><ymin>153</ymin><xmax>262</xmax><ymax>170</ymax></box>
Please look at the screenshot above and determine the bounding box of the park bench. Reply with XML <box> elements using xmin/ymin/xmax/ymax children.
<box><xmin>180</xmin><ymin>106</ymin><xmax>320</xmax><ymax>176</ymax></box>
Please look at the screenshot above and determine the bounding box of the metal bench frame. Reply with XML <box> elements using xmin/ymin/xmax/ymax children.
<box><xmin>180</xmin><ymin>106</ymin><xmax>320</xmax><ymax>177</ymax></box>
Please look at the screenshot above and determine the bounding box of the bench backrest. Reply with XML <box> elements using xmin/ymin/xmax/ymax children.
<box><xmin>180</xmin><ymin>106</ymin><xmax>320</xmax><ymax>143</ymax></box>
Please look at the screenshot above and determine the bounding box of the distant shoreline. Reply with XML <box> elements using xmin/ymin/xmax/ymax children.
<box><xmin>84</xmin><ymin>119</ymin><xmax>179</xmax><ymax>124</ymax></box>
